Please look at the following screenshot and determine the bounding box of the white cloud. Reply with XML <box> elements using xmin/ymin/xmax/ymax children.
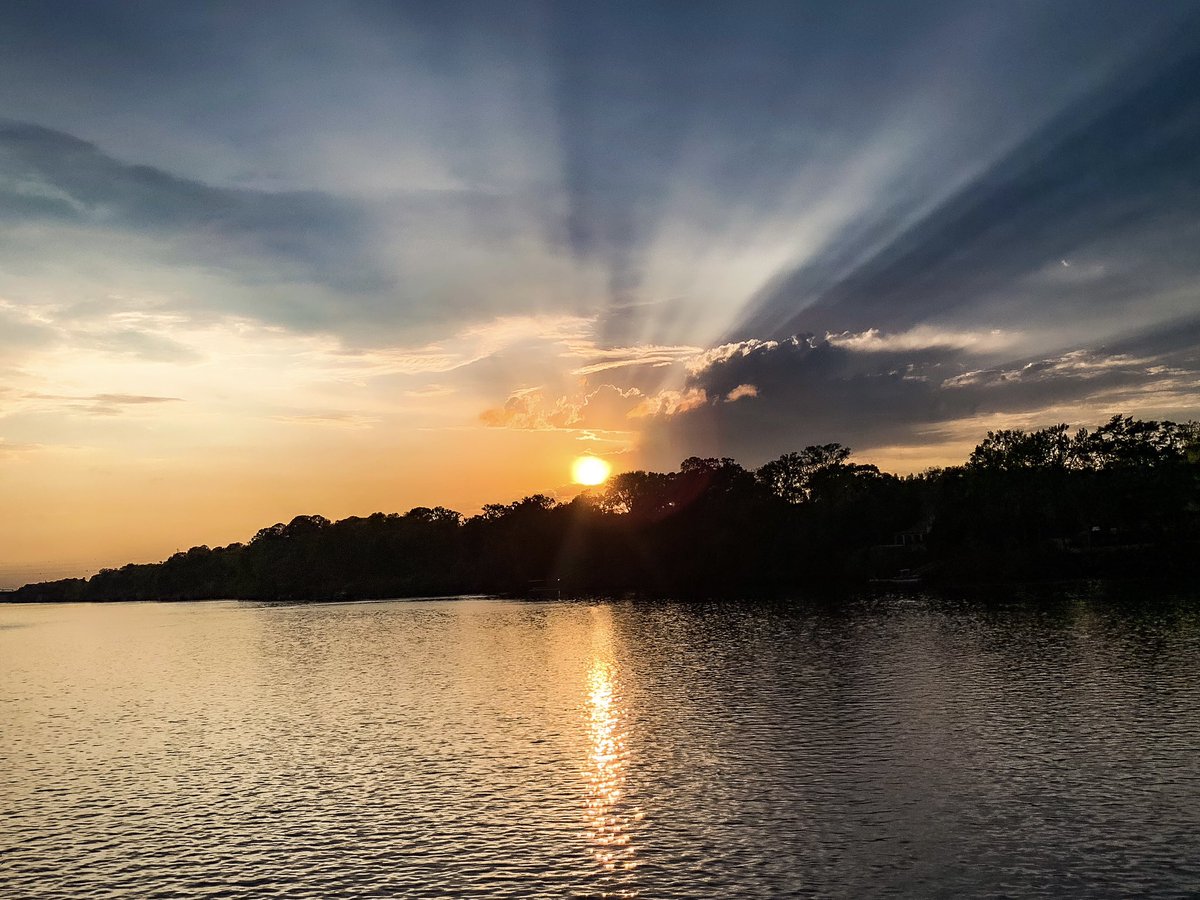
<box><xmin>479</xmin><ymin>383</ymin><xmax>644</xmax><ymax>436</ymax></box>
<box><xmin>943</xmin><ymin>350</ymin><xmax>1165</xmax><ymax>389</ymax></box>
<box><xmin>568</xmin><ymin>343</ymin><xmax>701</xmax><ymax>376</ymax></box>
<box><xmin>685</xmin><ymin>339</ymin><xmax>782</xmax><ymax>376</ymax></box>
<box><xmin>825</xmin><ymin>326</ymin><xmax>1020</xmax><ymax>353</ymax></box>
<box><xmin>629</xmin><ymin>388</ymin><xmax>709</xmax><ymax>418</ymax></box>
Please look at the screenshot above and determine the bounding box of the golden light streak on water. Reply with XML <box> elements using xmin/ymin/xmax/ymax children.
<box><xmin>585</xmin><ymin>659</ymin><xmax>635</xmax><ymax>874</ymax></box>
<box><xmin>582</xmin><ymin>610</ymin><xmax>643</xmax><ymax>892</ymax></box>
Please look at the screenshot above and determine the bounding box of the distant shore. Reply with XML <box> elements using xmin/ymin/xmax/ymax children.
<box><xmin>10</xmin><ymin>415</ymin><xmax>1199</xmax><ymax>605</ymax></box>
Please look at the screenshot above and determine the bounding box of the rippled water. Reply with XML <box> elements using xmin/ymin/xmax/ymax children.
<box><xmin>3</xmin><ymin>591</ymin><xmax>1200</xmax><ymax>898</ymax></box>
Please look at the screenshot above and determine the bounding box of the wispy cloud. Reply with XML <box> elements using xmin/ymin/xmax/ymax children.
<box><xmin>479</xmin><ymin>383</ymin><xmax>643</xmax><ymax>437</ymax></box>
<box><xmin>826</xmin><ymin>327</ymin><xmax>1020</xmax><ymax>354</ymax></box>
<box><xmin>16</xmin><ymin>392</ymin><xmax>182</xmax><ymax>417</ymax></box>
<box><xmin>568</xmin><ymin>344</ymin><xmax>700</xmax><ymax>376</ymax></box>
<box><xmin>270</xmin><ymin>412</ymin><xmax>381</xmax><ymax>429</ymax></box>
<box><xmin>628</xmin><ymin>388</ymin><xmax>709</xmax><ymax>419</ymax></box>
<box><xmin>0</xmin><ymin>438</ymin><xmax>43</xmax><ymax>458</ymax></box>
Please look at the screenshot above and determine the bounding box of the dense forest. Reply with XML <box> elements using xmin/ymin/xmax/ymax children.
<box><xmin>12</xmin><ymin>415</ymin><xmax>1200</xmax><ymax>602</ymax></box>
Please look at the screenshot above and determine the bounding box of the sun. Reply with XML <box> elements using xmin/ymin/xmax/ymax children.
<box><xmin>571</xmin><ymin>455</ymin><xmax>612</xmax><ymax>486</ymax></box>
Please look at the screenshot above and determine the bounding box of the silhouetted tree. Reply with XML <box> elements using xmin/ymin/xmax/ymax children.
<box><xmin>756</xmin><ymin>444</ymin><xmax>852</xmax><ymax>503</ymax></box>
<box><xmin>10</xmin><ymin>415</ymin><xmax>1198</xmax><ymax>603</ymax></box>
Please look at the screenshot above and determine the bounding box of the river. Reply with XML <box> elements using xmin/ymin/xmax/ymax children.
<box><xmin>3</xmin><ymin>590</ymin><xmax>1199</xmax><ymax>897</ymax></box>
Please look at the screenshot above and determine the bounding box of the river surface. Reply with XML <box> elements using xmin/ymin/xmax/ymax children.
<box><xmin>2</xmin><ymin>590</ymin><xmax>1199</xmax><ymax>898</ymax></box>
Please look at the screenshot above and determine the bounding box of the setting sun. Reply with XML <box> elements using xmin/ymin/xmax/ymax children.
<box><xmin>572</xmin><ymin>456</ymin><xmax>612</xmax><ymax>486</ymax></box>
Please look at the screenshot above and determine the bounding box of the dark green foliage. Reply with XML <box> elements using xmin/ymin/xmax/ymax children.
<box><xmin>12</xmin><ymin>416</ymin><xmax>1199</xmax><ymax>602</ymax></box>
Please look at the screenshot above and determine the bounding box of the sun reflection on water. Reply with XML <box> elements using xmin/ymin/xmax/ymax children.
<box><xmin>585</xmin><ymin>657</ymin><xmax>641</xmax><ymax>876</ymax></box>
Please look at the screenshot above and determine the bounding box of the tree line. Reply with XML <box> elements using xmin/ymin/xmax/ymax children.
<box><xmin>12</xmin><ymin>415</ymin><xmax>1200</xmax><ymax>602</ymax></box>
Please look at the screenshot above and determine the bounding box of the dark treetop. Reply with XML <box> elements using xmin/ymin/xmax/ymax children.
<box><xmin>13</xmin><ymin>415</ymin><xmax>1200</xmax><ymax>602</ymax></box>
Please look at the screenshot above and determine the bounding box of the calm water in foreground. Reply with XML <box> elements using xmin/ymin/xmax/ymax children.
<box><xmin>3</xmin><ymin>591</ymin><xmax>1199</xmax><ymax>898</ymax></box>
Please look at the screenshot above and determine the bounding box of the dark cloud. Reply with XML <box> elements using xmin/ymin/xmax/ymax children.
<box><xmin>645</xmin><ymin>318</ymin><xmax>1200</xmax><ymax>464</ymax></box>
<box><xmin>0</xmin><ymin>120</ymin><xmax>378</xmax><ymax>290</ymax></box>
<box><xmin>0</xmin><ymin>121</ymin><xmax>584</xmax><ymax>338</ymax></box>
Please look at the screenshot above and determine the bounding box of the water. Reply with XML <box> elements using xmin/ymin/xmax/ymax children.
<box><xmin>2</xmin><ymin>592</ymin><xmax>1199</xmax><ymax>898</ymax></box>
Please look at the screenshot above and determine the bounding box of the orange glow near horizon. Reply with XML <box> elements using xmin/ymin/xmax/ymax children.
<box><xmin>0</xmin><ymin>419</ymin><xmax>617</xmax><ymax>588</ymax></box>
<box><xmin>571</xmin><ymin>456</ymin><xmax>612</xmax><ymax>486</ymax></box>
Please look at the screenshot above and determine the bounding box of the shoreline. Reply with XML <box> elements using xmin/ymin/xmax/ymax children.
<box><xmin>6</xmin><ymin>572</ymin><xmax>1199</xmax><ymax>606</ymax></box>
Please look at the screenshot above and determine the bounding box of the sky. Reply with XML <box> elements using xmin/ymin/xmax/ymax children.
<box><xmin>2</xmin><ymin>1</ymin><xmax>1199</xmax><ymax>584</ymax></box>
